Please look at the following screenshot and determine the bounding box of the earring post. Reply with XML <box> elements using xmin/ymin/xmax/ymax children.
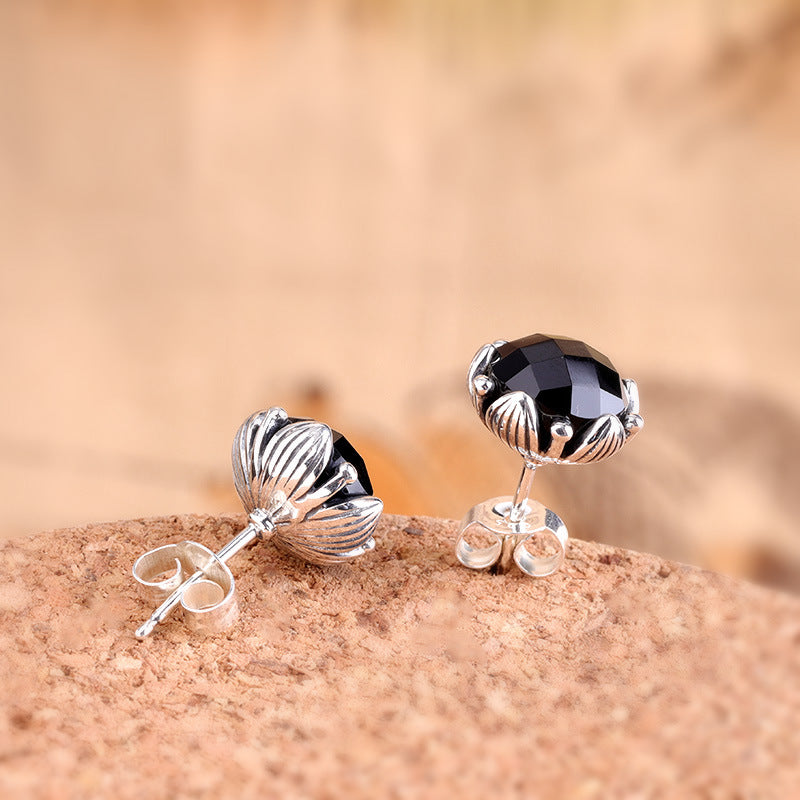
<box><xmin>488</xmin><ymin>461</ymin><xmax>538</xmax><ymax>574</ymax></box>
<box><xmin>509</xmin><ymin>461</ymin><xmax>537</xmax><ymax>523</ymax></box>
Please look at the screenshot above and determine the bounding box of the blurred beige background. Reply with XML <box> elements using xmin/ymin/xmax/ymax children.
<box><xmin>1</xmin><ymin>0</ymin><xmax>799</xmax><ymax>588</ymax></box>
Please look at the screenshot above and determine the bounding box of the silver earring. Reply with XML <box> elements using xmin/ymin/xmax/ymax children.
<box><xmin>456</xmin><ymin>334</ymin><xmax>643</xmax><ymax>578</ymax></box>
<box><xmin>132</xmin><ymin>407</ymin><xmax>383</xmax><ymax>638</ymax></box>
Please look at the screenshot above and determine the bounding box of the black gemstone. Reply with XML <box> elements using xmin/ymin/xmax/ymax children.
<box><xmin>325</xmin><ymin>430</ymin><xmax>373</xmax><ymax>504</ymax></box>
<box><xmin>488</xmin><ymin>334</ymin><xmax>626</xmax><ymax>434</ymax></box>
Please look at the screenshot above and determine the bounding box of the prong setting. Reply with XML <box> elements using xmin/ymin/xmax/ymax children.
<box><xmin>622</xmin><ymin>378</ymin><xmax>644</xmax><ymax>441</ymax></box>
<box><xmin>545</xmin><ymin>418</ymin><xmax>573</xmax><ymax>460</ymax></box>
<box><xmin>467</xmin><ymin>341</ymin><xmax>504</xmax><ymax>415</ymax></box>
<box><xmin>468</xmin><ymin>337</ymin><xmax>643</xmax><ymax>466</ymax></box>
<box><xmin>472</xmin><ymin>375</ymin><xmax>494</xmax><ymax>397</ymax></box>
<box><xmin>294</xmin><ymin>460</ymin><xmax>358</xmax><ymax>515</ymax></box>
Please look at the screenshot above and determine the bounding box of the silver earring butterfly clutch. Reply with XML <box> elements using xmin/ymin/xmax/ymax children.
<box><xmin>132</xmin><ymin>407</ymin><xmax>383</xmax><ymax>638</ymax></box>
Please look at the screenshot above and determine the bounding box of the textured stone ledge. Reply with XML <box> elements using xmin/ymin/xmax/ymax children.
<box><xmin>1</xmin><ymin>513</ymin><xmax>799</xmax><ymax>798</ymax></box>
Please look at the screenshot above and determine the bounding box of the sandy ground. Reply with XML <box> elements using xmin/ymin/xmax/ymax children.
<box><xmin>1</xmin><ymin>1</ymin><xmax>799</xmax><ymax>588</ymax></box>
<box><xmin>1</xmin><ymin>512</ymin><xmax>800</xmax><ymax>798</ymax></box>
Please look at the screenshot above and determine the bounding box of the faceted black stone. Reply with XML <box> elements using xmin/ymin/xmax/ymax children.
<box><xmin>487</xmin><ymin>334</ymin><xmax>625</xmax><ymax>432</ymax></box>
<box><xmin>325</xmin><ymin>430</ymin><xmax>373</xmax><ymax>504</ymax></box>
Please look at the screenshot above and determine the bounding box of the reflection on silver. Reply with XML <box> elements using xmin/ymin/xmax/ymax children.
<box><xmin>133</xmin><ymin>407</ymin><xmax>382</xmax><ymax>638</ymax></box>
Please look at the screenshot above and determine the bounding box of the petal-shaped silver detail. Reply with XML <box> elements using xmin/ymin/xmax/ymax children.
<box><xmin>274</xmin><ymin>496</ymin><xmax>383</xmax><ymax>565</ymax></box>
<box><xmin>232</xmin><ymin>410</ymin><xmax>332</xmax><ymax>517</ymax></box>
<box><xmin>264</xmin><ymin>421</ymin><xmax>332</xmax><ymax>505</ymax></box>
<box><xmin>467</xmin><ymin>342</ymin><xmax>503</xmax><ymax>415</ymax></box>
<box><xmin>232</xmin><ymin>407</ymin><xmax>288</xmax><ymax>512</ymax></box>
<box><xmin>624</xmin><ymin>413</ymin><xmax>644</xmax><ymax>440</ymax></box>
<box><xmin>564</xmin><ymin>414</ymin><xmax>626</xmax><ymax>464</ymax></box>
<box><xmin>622</xmin><ymin>378</ymin><xmax>644</xmax><ymax>441</ymax></box>
<box><xmin>484</xmin><ymin>391</ymin><xmax>540</xmax><ymax>460</ymax></box>
<box><xmin>622</xmin><ymin>378</ymin><xmax>640</xmax><ymax>415</ymax></box>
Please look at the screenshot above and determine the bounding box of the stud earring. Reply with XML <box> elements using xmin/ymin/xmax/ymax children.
<box><xmin>456</xmin><ymin>334</ymin><xmax>643</xmax><ymax>577</ymax></box>
<box><xmin>132</xmin><ymin>407</ymin><xmax>383</xmax><ymax>638</ymax></box>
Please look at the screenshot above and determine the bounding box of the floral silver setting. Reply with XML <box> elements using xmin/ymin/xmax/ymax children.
<box><xmin>468</xmin><ymin>340</ymin><xmax>643</xmax><ymax>465</ymax></box>
<box><xmin>133</xmin><ymin>407</ymin><xmax>382</xmax><ymax>638</ymax></box>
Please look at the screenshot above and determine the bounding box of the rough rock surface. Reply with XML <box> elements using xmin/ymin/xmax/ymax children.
<box><xmin>1</xmin><ymin>513</ymin><xmax>799</xmax><ymax>799</ymax></box>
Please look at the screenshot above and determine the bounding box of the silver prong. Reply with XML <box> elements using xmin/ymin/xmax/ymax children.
<box><xmin>472</xmin><ymin>375</ymin><xmax>493</xmax><ymax>397</ymax></box>
<box><xmin>622</xmin><ymin>378</ymin><xmax>640</xmax><ymax>415</ymax></box>
<box><xmin>621</xmin><ymin>378</ymin><xmax>643</xmax><ymax>441</ymax></box>
<box><xmin>467</xmin><ymin>342</ymin><xmax>503</xmax><ymax>415</ymax></box>
<box><xmin>623</xmin><ymin>413</ymin><xmax>644</xmax><ymax>440</ymax></box>
<box><xmin>545</xmin><ymin>418</ymin><xmax>573</xmax><ymax>459</ymax></box>
<box><xmin>274</xmin><ymin>496</ymin><xmax>383</xmax><ymax>565</ymax></box>
<box><xmin>294</xmin><ymin>461</ymin><xmax>357</xmax><ymax>514</ymax></box>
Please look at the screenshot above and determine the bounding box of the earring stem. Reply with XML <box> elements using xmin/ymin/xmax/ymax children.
<box><xmin>216</xmin><ymin>517</ymin><xmax>272</xmax><ymax>562</ymax></box>
<box><xmin>509</xmin><ymin>461</ymin><xmax>537</xmax><ymax>523</ymax></box>
<box><xmin>490</xmin><ymin>462</ymin><xmax>538</xmax><ymax>574</ymax></box>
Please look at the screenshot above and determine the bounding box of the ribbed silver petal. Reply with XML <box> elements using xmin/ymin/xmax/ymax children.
<box><xmin>484</xmin><ymin>391</ymin><xmax>540</xmax><ymax>460</ymax></box>
<box><xmin>232</xmin><ymin>407</ymin><xmax>288</xmax><ymax>512</ymax></box>
<box><xmin>467</xmin><ymin>342</ymin><xmax>501</xmax><ymax>415</ymax></box>
<box><xmin>232</xmin><ymin>411</ymin><xmax>332</xmax><ymax>514</ymax></box>
<box><xmin>564</xmin><ymin>414</ymin><xmax>626</xmax><ymax>464</ymax></box>
<box><xmin>622</xmin><ymin>378</ymin><xmax>640</xmax><ymax>416</ymax></box>
<box><xmin>621</xmin><ymin>378</ymin><xmax>644</xmax><ymax>441</ymax></box>
<box><xmin>274</xmin><ymin>496</ymin><xmax>383</xmax><ymax>565</ymax></box>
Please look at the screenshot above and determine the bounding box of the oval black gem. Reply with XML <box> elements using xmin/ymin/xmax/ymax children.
<box><xmin>324</xmin><ymin>430</ymin><xmax>373</xmax><ymax>505</ymax></box>
<box><xmin>488</xmin><ymin>334</ymin><xmax>626</xmax><ymax>427</ymax></box>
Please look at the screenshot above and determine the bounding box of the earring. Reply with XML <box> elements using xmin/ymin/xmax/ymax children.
<box><xmin>132</xmin><ymin>407</ymin><xmax>383</xmax><ymax>638</ymax></box>
<box><xmin>456</xmin><ymin>334</ymin><xmax>643</xmax><ymax>577</ymax></box>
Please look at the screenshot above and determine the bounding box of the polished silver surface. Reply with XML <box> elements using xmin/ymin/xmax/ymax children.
<box><xmin>467</xmin><ymin>340</ymin><xmax>505</xmax><ymax>416</ymax></box>
<box><xmin>133</xmin><ymin>537</ymin><xmax>249</xmax><ymax>638</ymax></box>
<box><xmin>275</xmin><ymin>497</ymin><xmax>381</xmax><ymax>565</ymax></box>
<box><xmin>458</xmin><ymin>338</ymin><xmax>644</xmax><ymax>577</ymax></box>
<box><xmin>134</xmin><ymin>407</ymin><xmax>383</xmax><ymax>638</ymax></box>
<box><xmin>622</xmin><ymin>377</ymin><xmax>644</xmax><ymax>440</ymax></box>
<box><xmin>484</xmin><ymin>390</ymin><xmax>539</xmax><ymax>460</ymax></box>
<box><xmin>456</xmin><ymin>494</ymin><xmax>568</xmax><ymax>578</ymax></box>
